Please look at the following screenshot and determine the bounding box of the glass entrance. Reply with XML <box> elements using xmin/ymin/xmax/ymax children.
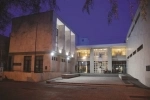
<box><xmin>112</xmin><ymin>61</ymin><xmax>126</xmax><ymax>73</ymax></box>
<box><xmin>78</xmin><ymin>61</ymin><xmax>90</xmax><ymax>73</ymax></box>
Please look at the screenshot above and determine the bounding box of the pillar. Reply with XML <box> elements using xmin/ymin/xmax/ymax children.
<box><xmin>107</xmin><ymin>47</ymin><xmax>112</xmax><ymax>72</ymax></box>
<box><xmin>90</xmin><ymin>48</ymin><xmax>94</xmax><ymax>73</ymax></box>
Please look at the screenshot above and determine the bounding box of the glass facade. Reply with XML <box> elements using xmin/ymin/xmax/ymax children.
<box><xmin>77</xmin><ymin>47</ymin><xmax>126</xmax><ymax>74</ymax></box>
<box><xmin>77</xmin><ymin>49</ymin><xmax>90</xmax><ymax>58</ymax></box>
<box><xmin>112</xmin><ymin>48</ymin><xmax>126</xmax><ymax>56</ymax></box>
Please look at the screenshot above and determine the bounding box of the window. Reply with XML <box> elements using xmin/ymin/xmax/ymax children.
<box><xmin>137</xmin><ymin>44</ymin><xmax>143</xmax><ymax>52</ymax></box>
<box><xmin>130</xmin><ymin>54</ymin><xmax>132</xmax><ymax>58</ymax></box>
<box><xmin>135</xmin><ymin>13</ymin><xmax>140</xmax><ymax>25</ymax></box>
<box><xmin>133</xmin><ymin>50</ymin><xmax>136</xmax><ymax>55</ymax></box>
<box><xmin>56</xmin><ymin>57</ymin><xmax>57</xmax><ymax>61</ymax></box>
<box><xmin>34</xmin><ymin>56</ymin><xmax>43</xmax><ymax>73</ymax></box>
<box><xmin>24</xmin><ymin>56</ymin><xmax>31</xmax><ymax>72</ymax></box>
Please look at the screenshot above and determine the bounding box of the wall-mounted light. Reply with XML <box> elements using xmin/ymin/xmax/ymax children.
<box><xmin>66</xmin><ymin>52</ymin><xmax>68</xmax><ymax>56</ymax></box>
<box><xmin>67</xmin><ymin>57</ymin><xmax>70</xmax><ymax>60</ymax></box>
<box><xmin>59</xmin><ymin>49</ymin><xmax>62</xmax><ymax>53</ymax></box>
<box><xmin>51</xmin><ymin>52</ymin><xmax>54</xmax><ymax>56</ymax></box>
<box><xmin>71</xmin><ymin>54</ymin><xmax>74</xmax><ymax>57</ymax></box>
<box><xmin>82</xmin><ymin>56</ymin><xmax>86</xmax><ymax>59</ymax></box>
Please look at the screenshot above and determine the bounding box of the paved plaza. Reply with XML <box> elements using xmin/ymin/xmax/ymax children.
<box><xmin>0</xmin><ymin>76</ymin><xmax>150</xmax><ymax>100</ymax></box>
<box><xmin>48</xmin><ymin>76</ymin><xmax>125</xmax><ymax>85</ymax></box>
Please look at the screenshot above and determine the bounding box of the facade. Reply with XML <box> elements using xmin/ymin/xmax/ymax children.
<box><xmin>126</xmin><ymin>1</ymin><xmax>150</xmax><ymax>87</ymax></box>
<box><xmin>4</xmin><ymin>11</ymin><xmax>76</xmax><ymax>82</ymax></box>
<box><xmin>76</xmin><ymin>43</ymin><xmax>126</xmax><ymax>74</ymax></box>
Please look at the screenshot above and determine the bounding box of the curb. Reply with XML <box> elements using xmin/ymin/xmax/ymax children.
<box><xmin>46</xmin><ymin>81</ymin><xmax>135</xmax><ymax>87</ymax></box>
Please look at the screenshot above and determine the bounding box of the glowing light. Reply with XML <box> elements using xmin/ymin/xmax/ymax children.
<box><xmin>71</xmin><ymin>54</ymin><xmax>74</xmax><ymax>57</ymax></box>
<box><xmin>82</xmin><ymin>56</ymin><xmax>86</xmax><ymax>59</ymax></box>
<box><xmin>66</xmin><ymin>52</ymin><xmax>68</xmax><ymax>56</ymax></box>
<box><xmin>51</xmin><ymin>52</ymin><xmax>54</xmax><ymax>56</ymax></box>
<box><xmin>59</xmin><ymin>50</ymin><xmax>62</xmax><ymax>53</ymax></box>
<box><xmin>67</xmin><ymin>57</ymin><xmax>70</xmax><ymax>60</ymax></box>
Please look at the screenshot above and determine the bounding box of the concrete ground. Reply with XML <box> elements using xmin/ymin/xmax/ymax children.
<box><xmin>48</xmin><ymin>76</ymin><xmax>125</xmax><ymax>85</ymax></box>
<box><xmin>0</xmin><ymin>76</ymin><xmax>150</xmax><ymax>100</ymax></box>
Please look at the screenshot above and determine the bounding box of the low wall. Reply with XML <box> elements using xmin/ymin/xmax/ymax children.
<box><xmin>3</xmin><ymin>71</ymin><xmax>69</xmax><ymax>82</ymax></box>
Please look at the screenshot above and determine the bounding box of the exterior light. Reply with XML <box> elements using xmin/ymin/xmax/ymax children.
<box><xmin>51</xmin><ymin>52</ymin><xmax>54</xmax><ymax>56</ymax></box>
<box><xmin>59</xmin><ymin>50</ymin><xmax>62</xmax><ymax>53</ymax></box>
<box><xmin>82</xmin><ymin>56</ymin><xmax>86</xmax><ymax>59</ymax></box>
<box><xmin>71</xmin><ymin>54</ymin><xmax>74</xmax><ymax>57</ymax></box>
<box><xmin>66</xmin><ymin>52</ymin><xmax>68</xmax><ymax>56</ymax></box>
<box><xmin>67</xmin><ymin>57</ymin><xmax>70</xmax><ymax>60</ymax></box>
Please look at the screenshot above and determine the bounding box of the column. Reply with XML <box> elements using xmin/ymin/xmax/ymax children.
<box><xmin>107</xmin><ymin>47</ymin><xmax>112</xmax><ymax>72</ymax></box>
<box><xmin>57</xmin><ymin>56</ymin><xmax>61</xmax><ymax>72</ymax></box>
<box><xmin>90</xmin><ymin>48</ymin><xmax>94</xmax><ymax>73</ymax></box>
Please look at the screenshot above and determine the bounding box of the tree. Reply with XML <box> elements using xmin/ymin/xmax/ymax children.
<box><xmin>0</xmin><ymin>0</ymin><xmax>148</xmax><ymax>34</ymax></box>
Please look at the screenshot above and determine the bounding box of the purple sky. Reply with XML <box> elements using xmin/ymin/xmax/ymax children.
<box><xmin>5</xmin><ymin>0</ymin><xmax>138</xmax><ymax>45</ymax></box>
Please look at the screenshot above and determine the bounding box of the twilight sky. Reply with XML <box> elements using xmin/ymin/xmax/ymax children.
<box><xmin>5</xmin><ymin>0</ymin><xmax>138</xmax><ymax>45</ymax></box>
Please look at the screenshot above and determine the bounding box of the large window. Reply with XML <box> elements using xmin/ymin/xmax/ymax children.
<box><xmin>34</xmin><ymin>56</ymin><xmax>43</xmax><ymax>73</ymax></box>
<box><xmin>24</xmin><ymin>56</ymin><xmax>31</xmax><ymax>72</ymax></box>
<box><xmin>77</xmin><ymin>50</ymin><xmax>90</xmax><ymax>58</ymax></box>
<box><xmin>112</xmin><ymin>48</ymin><xmax>126</xmax><ymax>56</ymax></box>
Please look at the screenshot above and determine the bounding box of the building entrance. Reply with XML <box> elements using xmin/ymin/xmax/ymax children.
<box><xmin>78</xmin><ymin>61</ymin><xmax>90</xmax><ymax>73</ymax></box>
<box><xmin>112</xmin><ymin>61</ymin><xmax>126</xmax><ymax>73</ymax></box>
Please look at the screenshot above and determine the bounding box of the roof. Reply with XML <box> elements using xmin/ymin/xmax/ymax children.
<box><xmin>77</xmin><ymin>43</ymin><xmax>126</xmax><ymax>49</ymax></box>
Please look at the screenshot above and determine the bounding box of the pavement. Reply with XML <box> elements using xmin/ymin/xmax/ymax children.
<box><xmin>0</xmin><ymin>75</ymin><xmax>150</xmax><ymax>100</ymax></box>
<box><xmin>47</xmin><ymin>76</ymin><xmax>126</xmax><ymax>85</ymax></box>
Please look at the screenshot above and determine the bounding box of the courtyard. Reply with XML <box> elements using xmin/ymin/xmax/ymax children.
<box><xmin>0</xmin><ymin>76</ymin><xmax>150</xmax><ymax>100</ymax></box>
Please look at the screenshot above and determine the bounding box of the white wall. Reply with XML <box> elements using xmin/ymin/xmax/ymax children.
<box><xmin>126</xmin><ymin>2</ymin><xmax>150</xmax><ymax>87</ymax></box>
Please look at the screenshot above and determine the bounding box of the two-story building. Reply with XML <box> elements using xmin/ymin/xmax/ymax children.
<box><xmin>4</xmin><ymin>11</ymin><xmax>76</xmax><ymax>82</ymax></box>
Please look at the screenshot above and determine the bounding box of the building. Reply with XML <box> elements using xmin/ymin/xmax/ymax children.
<box><xmin>76</xmin><ymin>43</ymin><xmax>126</xmax><ymax>74</ymax></box>
<box><xmin>126</xmin><ymin>1</ymin><xmax>150</xmax><ymax>87</ymax></box>
<box><xmin>4</xmin><ymin>11</ymin><xmax>76</xmax><ymax>82</ymax></box>
<box><xmin>0</xmin><ymin>34</ymin><xmax>9</xmax><ymax>69</ymax></box>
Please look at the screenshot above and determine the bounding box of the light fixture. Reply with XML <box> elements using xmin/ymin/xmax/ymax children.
<box><xmin>66</xmin><ymin>52</ymin><xmax>68</xmax><ymax>56</ymax></box>
<box><xmin>59</xmin><ymin>49</ymin><xmax>62</xmax><ymax>53</ymax></box>
<box><xmin>67</xmin><ymin>57</ymin><xmax>70</xmax><ymax>60</ymax></box>
<box><xmin>51</xmin><ymin>52</ymin><xmax>54</xmax><ymax>56</ymax></box>
<box><xmin>82</xmin><ymin>56</ymin><xmax>86</xmax><ymax>59</ymax></box>
<box><xmin>71</xmin><ymin>54</ymin><xmax>74</xmax><ymax>57</ymax></box>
